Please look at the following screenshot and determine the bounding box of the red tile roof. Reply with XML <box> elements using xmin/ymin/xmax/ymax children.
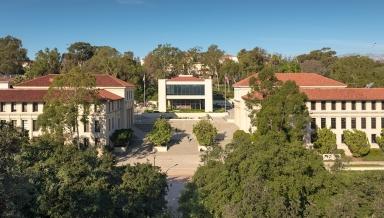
<box><xmin>301</xmin><ymin>88</ymin><xmax>384</xmax><ymax>101</ymax></box>
<box><xmin>168</xmin><ymin>75</ymin><xmax>204</xmax><ymax>82</ymax></box>
<box><xmin>242</xmin><ymin>88</ymin><xmax>384</xmax><ymax>101</ymax></box>
<box><xmin>0</xmin><ymin>89</ymin><xmax>123</xmax><ymax>102</ymax></box>
<box><xmin>15</xmin><ymin>74</ymin><xmax>135</xmax><ymax>88</ymax></box>
<box><xmin>233</xmin><ymin>73</ymin><xmax>346</xmax><ymax>88</ymax></box>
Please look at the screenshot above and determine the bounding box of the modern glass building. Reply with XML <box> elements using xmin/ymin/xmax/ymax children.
<box><xmin>158</xmin><ymin>75</ymin><xmax>213</xmax><ymax>112</ymax></box>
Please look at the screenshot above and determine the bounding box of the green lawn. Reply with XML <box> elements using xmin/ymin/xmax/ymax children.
<box><xmin>361</xmin><ymin>149</ymin><xmax>384</xmax><ymax>161</ymax></box>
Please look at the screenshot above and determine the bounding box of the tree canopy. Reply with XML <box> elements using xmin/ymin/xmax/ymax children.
<box><xmin>0</xmin><ymin>35</ymin><xmax>28</xmax><ymax>74</ymax></box>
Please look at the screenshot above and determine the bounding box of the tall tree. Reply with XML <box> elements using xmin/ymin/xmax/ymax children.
<box><xmin>202</xmin><ymin>45</ymin><xmax>224</xmax><ymax>89</ymax></box>
<box><xmin>62</xmin><ymin>42</ymin><xmax>95</xmax><ymax>71</ymax></box>
<box><xmin>38</xmin><ymin>69</ymin><xmax>98</xmax><ymax>147</ymax></box>
<box><xmin>0</xmin><ymin>35</ymin><xmax>28</xmax><ymax>74</ymax></box>
<box><xmin>143</xmin><ymin>44</ymin><xmax>183</xmax><ymax>80</ymax></box>
<box><xmin>296</xmin><ymin>47</ymin><xmax>337</xmax><ymax>75</ymax></box>
<box><xmin>25</xmin><ymin>48</ymin><xmax>61</xmax><ymax>78</ymax></box>
<box><xmin>237</xmin><ymin>47</ymin><xmax>269</xmax><ymax>75</ymax></box>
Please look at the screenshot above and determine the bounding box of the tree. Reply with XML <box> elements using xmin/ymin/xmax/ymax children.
<box><xmin>343</xmin><ymin>129</ymin><xmax>370</xmax><ymax>157</ymax></box>
<box><xmin>252</xmin><ymin>81</ymin><xmax>310</xmax><ymax>144</ymax></box>
<box><xmin>296</xmin><ymin>47</ymin><xmax>337</xmax><ymax>75</ymax></box>
<box><xmin>269</xmin><ymin>54</ymin><xmax>300</xmax><ymax>73</ymax></box>
<box><xmin>329</xmin><ymin>55</ymin><xmax>384</xmax><ymax>87</ymax></box>
<box><xmin>0</xmin><ymin>35</ymin><xmax>28</xmax><ymax>74</ymax></box>
<box><xmin>147</xmin><ymin>118</ymin><xmax>172</xmax><ymax>147</ymax></box>
<box><xmin>313</xmin><ymin>128</ymin><xmax>337</xmax><ymax>154</ymax></box>
<box><xmin>25</xmin><ymin>48</ymin><xmax>61</xmax><ymax>78</ymax></box>
<box><xmin>237</xmin><ymin>47</ymin><xmax>269</xmax><ymax>75</ymax></box>
<box><xmin>143</xmin><ymin>44</ymin><xmax>184</xmax><ymax>80</ymax></box>
<box><xmin>192</xmin><ymin>119</ymin><xmax>217</xmax><ymax>147</ymax></box>
<box><xmin>38</xmin><ymin>69</ymin><xmax>98</xmax><ymax>147</ymax></box>
<box><xmin>62</xmin><ymin>42</ymin><xmax>95</xmax><ymax>71</ymax></box>
<box><xmin>219</xmin><ymin>59</ymin><xmax>240</xmax><ymax>87</ymax></box>
<box><xmin>0</xmin><ymin>122</ymin><xmax>32</xmax><ymax>217</ymax></box>
<box><xmin>16</xmin><ymin>136</ymin><xmax>168</xmax><ymax>217</ymax></box>
<box><xmin>201</xmin><ymin>45</ymin><xmax>224</xmax><ymax>89</ymax></box>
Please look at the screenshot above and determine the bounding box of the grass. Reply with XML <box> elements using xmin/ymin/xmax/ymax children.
<box><xmin>361</xmin><ymin>149</ymin><xmax>384</xmax><ymax>161</ymax></box>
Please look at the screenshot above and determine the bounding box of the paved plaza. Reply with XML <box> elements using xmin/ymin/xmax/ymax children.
<box><xmin>116</xmin><ymin>115</ymin><xmax>238</xmax><ymax>216</ymax></box>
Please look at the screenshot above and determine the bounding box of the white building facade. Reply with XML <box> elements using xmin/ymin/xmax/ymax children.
<box><xmin>158</xmin><ymin>75</ymin><xmax>213</xmax><ymax>112</ymax></box>
<box><xmin>233</xmin><ymin>73</ymin><xmax>384</xmax><ymax>155</ymax></box>
<box><xmin>0</xmin><ymin>74</ymin><xmax>135</xmax><ymax>147</ymax></box>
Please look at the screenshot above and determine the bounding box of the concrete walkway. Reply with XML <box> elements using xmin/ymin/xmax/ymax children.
<box><xmin>324</xmin><ymin>160</ymin><xmax>384</xmax><ymax>171</ymax></box>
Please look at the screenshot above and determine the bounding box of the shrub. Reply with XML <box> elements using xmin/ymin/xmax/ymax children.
<box><xmin>110</xmin><ymin>129</ymin><xmax>133</xmax><ymax>147</ymax></box>
<box><xmin>343</xmin><ymin>130</ymin><xmax>370</xmax><ymax>157</ymax></box>
<box><xmin>313</xmin><ymin>128</ymin><xmax>337</xmax><ymax>154</ymax></box>
<box><xmin>148</xmin><ymin>118</ymin><xmax>172</xmax><ymax>147</ymax></box>
<box><xmin>376</xmin><ymin>129</ymin><xmax>384</xmax><ymax>151</ymax></box>
<box><xmin>193</xmin><ymin>120</ymin><xmax>217</xmax><ymax>147</ymax></box>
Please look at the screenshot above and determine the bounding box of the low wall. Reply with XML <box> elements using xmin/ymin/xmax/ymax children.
<box><xmin>140</xmin><ymin>112</ymin><xmax>228</xmax><ymax>120</ymax></box>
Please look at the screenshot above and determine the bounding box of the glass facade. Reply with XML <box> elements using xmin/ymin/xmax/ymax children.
<box><xmin>168</xmin><ymin>99</ymin><xmax>205</xmax><ymax>110</ymax></box>
<box><xmin>166</xmin><ymin>85</ymin><xmax>204</xmax><ymax>95</ymax></box>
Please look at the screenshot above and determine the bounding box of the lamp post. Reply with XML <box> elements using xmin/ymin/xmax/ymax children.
<box><xmin>143</xmin><ymin>73</ymin><xmax>146</xmax><ymax>107</ymax></box>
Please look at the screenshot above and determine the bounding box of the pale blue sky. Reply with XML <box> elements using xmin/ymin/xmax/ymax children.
<box><xmin>1</xmin><ymin>0</ymin><xmax>383</xmax><ymax>59</ymax></box>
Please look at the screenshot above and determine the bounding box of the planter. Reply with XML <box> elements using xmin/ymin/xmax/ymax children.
<box><xmin>154</xmin><ymin>146</ymin><xmax>168</xmax><ymax>152</ymax></box>
<box><xmin>198</xmin><ymin>145</ymin><xmax>213</xmax><ymax>152</ymax></box>
<box><xmin>114</xmin><ymin>146</ymin><xmax>128</xmax><ymax>153</ymax></box>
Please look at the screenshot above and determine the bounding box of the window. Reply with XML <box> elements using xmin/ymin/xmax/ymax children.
<box><xmin>0</xmin><ymin>102</ymin><xmax>4</xmax><ymax>112</ymax></box>
<box><xmin>83</xmin><ymin>138</ymin><xmax>89</xmax><ymax>148</ymax></box>
<box><xmin>33</xmin><ymin>103</ymin><xmax>38</xmax><ymax>112</ymax></box>
<box><xmin>311</xmin><ymin>101</ymin><xmax>316</xmax><ymax>110</ymax></box>
<box><xmin>382</xmin><ymin>101</ymin><xmax>384</xmax><ymax>110</ymax></box>
<box><xmin>352</xmin><ymin>101</ymin><xmax>356</xmax><ymax>110</ymax></box>
<box><xmin>321</xmin><ymin>101</ymin><xmax>326</xmax><ymax>110</ymax></box>
<box><xmin>372</xmin><ymin>118</ymin><xmax>376</xmax><ymax>129</ymax></box>
<box><xmin>331</xmin><ymin>101</ymin><xmax>336</xmax><ymax>110</ymax></box>
<box><xmin>11</xmin><ymin>102</ymin><xmax>16</xmax><ymax>112</ymax></box>
<box><xmin>21</xmin><ymin>120</ymin><xmax>27</xmax><ymax>130</ymax></box>
<box><xmin>94</xmin><ymin>120</ymin><xmax>100</xmax><ymax>133</ymax></box>
<box><xmin>341</xmin><ymin>118</ymin><xmax>346</xmax><ymax>129</ymax></box>
<box><xmin>166</xmin><ymin>85</ymin><xmax>205</xmax><ymax>95</ymax></box>
<box><xmin>372</xmin><ymin>101</ymin><xmax>376</xmax><ymax>110</ymax></box>
<box><xmin>108</xmin><ymin>119</ymin><xmax>111</xmax><ymax>131</ymax></box>
<box><xmin>351</xmin><ymin>118</ymin><xmax>356</xmax><ymax>129</ymax></box>
<box><xmin>311</xmin><ymin>118</ymin><xmax>316</xmax><ymax>129</ymax></box>
<box><xmin>372</xmin><ymin>134</ymin><xmax>377</xmax><ymax>144</ymax></box>
<box><xmin>95</xmin><ymin>138</ymin><xmax>100</xmax><ymax>147</ymax></box>
<box><xmin>83</xmin><ymin>121</ymin><xmax>89</xmax><ymax>132</ymax></box>
<box><xmin>0</xmin><ymin>120</ymin><xmax>6</xmax><ymax>125</ymax></box>
<box><xmin>321</xmin><ymin>118</ymin><xmax>326</xmax><ymax>128</ymax></box>
<box><xmin>382</xmin><ymin>117</ymin><xmax>384</xmax><ymax>129</ymax></box>
<box><xmin>341</xmin><ymin>101</ymin><xmax>346</xmax><ymax>110</ymax></box>
<box><xmin>22</xmin><ymin>102</ymin><xmax>27</xmax><ymax>112</ymax></box>
<box><xmin>11</xmin><ymin>120</ymin><xmax>17</xmax><ymax>127</ymax></box>
<box><xmin>341</xmin><ymin>134</ymin><xmax>345</xmax><ymax>143</ymax></box>
<box><xmin>331</xmin><ymin>118</ymin><xmax>336</xmax><ymax>129</ymax></box>
<box><xmin>361</xmin><ymin>117</ymin><xmax>366</xmax><ymax>129</ymax></box>
<box><xmin>112</xmin><ymin>118</ymin><xmax>115</xmax><ymax>129</ymax></box>
<box><xmin>362</xmin><ymin>101</ymin><xmax>366</xmax><ymax>110</ymax></box>
<box><xmin>32</xmin><ymin>120</ymin><xmax>39</xmax><ymax>131</ymax></box>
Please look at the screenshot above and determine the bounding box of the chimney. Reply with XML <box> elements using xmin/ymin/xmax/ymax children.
<box><xmin>0</xmin><ymin>78</ymin><xmax>10</xmax><ymax>89</ymax></box>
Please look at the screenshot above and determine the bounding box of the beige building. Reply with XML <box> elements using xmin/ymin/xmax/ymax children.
<box><xmin>0</xmin><ymin>74</ymin><xmax>135</xmax><ymax>147</ymax></box>
<box><xmin>158</xmin><ymin>75</ymin><xmax>213</xmax><ymax>112</ymax></box>
<box><xmin>233</xmin><ymin>73</ymin><xmax>384</xmax><ymax>154</ymax></box>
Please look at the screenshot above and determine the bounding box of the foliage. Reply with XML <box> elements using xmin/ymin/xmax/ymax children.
<box><xmin>148</xmin><ymin>118</ymin><xmax>172</xmax><ymax>146</ymax></box>
<box><xmin>25</xmin><ymin>48</ymin><xmax>61</xmax><ymax>78</ymax></box>
<box><xmin>330</xmin><ymin>55</ymin><xmax>384</xmax><ymax>87</ymax></box>
<box><xmin>252</xmin><ymin>81</ymin><xmax>309</xmax><ymax>144</ymax></box>
<box><xmin>0</xmin><ymin>122</ymin><xmax>32</xmax><ymax>217</ymax></box>
<box><xmin>13</xmin><ymin>135</ymin><xmax>168</xmax><ymax>217</ymax></box>
<box><xmin>297</xmin><ymin>47</ymin><xmax>337</xmax><ymax>75</ymax></box>
<box><xmin>38</xmin><ymin>69</ymin><xmax>98</xmax><ymax>147</ymax></box>
<box><xmin>192</xmin><ymin>119</ymin><xmax>217</xmax><ymax>147</ymax></box>
<box><xmin>313</xmin><ymin>128</ymin><xmax>337</xmax><ymax>154</ymax></box>
<box><xmin>109</xmin><ymin>129</ymin><xmax>134</xmax><ymax>147</ymax></box>
<box><xmin>376</xmin><ymin>129</ymin><xmax>384</xmax><ymax>151</ymax></box>
<box><xmin>237</xmin><ymin>47</ymin><xmax>268</xmax><ymax>75</ymax></box>
<box><xmin>343</xmin><ymin>129</ymin><xmax>370</xmax><ymax>157</ymax></box>
<box><xmin>0</xmin><ymin>35</ymin><xmax>28</xmax><ymax>74</ymax></box>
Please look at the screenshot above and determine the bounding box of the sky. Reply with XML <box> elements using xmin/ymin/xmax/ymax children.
<box><xmin>1</xmin><ymin>0</ymin><xmax>384</xmax><ymax>59</ymax></box>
